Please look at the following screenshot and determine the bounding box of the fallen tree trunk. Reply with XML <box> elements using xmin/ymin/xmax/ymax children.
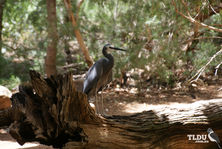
<box><xmin>0</xmin><ymin>70</ymin><xmax>222</xmax><ymax>149</ymax></box>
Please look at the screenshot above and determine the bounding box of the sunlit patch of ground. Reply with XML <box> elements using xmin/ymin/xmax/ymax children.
<box><xmin>122</xmin><ymin>98</ymin><xmax>222</xmax><ymax>114</ymax></box>
<box><xmin>101</xmin><ymin>82</ymin><xmax>222</xmax><ymax>116</ymax></box>
<box><xmin>0</xmin><ymin>130</ymin><xmax>53</xmax><ymax>149</ymax></box>
<box><xmin>0</xmin><ymin>141</ymin><xmax>38</xmax><ymax>149</ymax></box>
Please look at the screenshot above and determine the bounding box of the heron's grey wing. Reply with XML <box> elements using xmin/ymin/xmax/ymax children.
<box><xmin>84</xmin><ymin>64</ymin><xmax>93</xmax><ymax>79</ymax></box>
<box><xmin>210</xmin><ymin>133</ymin><xmax>221</xmax><ymax>143</ymax></box>
<box><xmin>83</xmin><ymin>59</ymin><xmax>104</xmax><ymax>94</ymax></box>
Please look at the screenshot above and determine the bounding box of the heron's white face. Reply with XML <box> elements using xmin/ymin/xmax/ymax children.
<box><xmin>106</xmin><ymin>46</ymin><xmax>113</xmax><ymax>54</ymax></box>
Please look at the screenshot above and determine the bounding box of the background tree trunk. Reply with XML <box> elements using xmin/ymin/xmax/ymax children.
<box><xmin>64</xmin><ymin>0</ymin><xmax>94</xmax><ymax>67</ymax></box>
<box><xmin>0</xmin><ymin>0</ymin><xmax>6</xmax><ymax>53</ymax></box>
<box><xmin>45</xmin><ymin>0</ymin><xmax>58</xmax><ymax>77</ymax></box>
<box><xmin>0</xmin><ymin>71</ymin><xmax>222</xmax><ymax>149</ymax></box>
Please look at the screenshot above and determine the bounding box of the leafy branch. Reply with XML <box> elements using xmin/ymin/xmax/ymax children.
<box><xmin>172</xmin><ymin>0</ymin><xmax>222</xmax><ymax>33</ymax></box>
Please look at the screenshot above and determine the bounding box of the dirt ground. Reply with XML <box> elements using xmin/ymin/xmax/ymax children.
<box><xmin>1</xmin><ymin>79</ymin><xmax>222</xmax><ymax>149</ymax></box>
<box><xmin>102</xmin><ymin>79</ymin><xmax>222</xmax><ymax>115</ymax></box>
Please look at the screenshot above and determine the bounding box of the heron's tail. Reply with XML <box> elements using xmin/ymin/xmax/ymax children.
<box><xmin>216</xmin><ymin>142</ymin><xmax>221</xmax><ymax>149</ymax></box>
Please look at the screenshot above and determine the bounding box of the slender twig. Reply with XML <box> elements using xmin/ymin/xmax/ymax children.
<box><xmin>183</xmin><ymin>36</ymin><xmax>222</xmax><ymax>44</ymax></box>
<box><xmin>172</xmin><ymin>0</ymin><xmax>222</xmax><ymax>33</ymax></box>
<box><xmin>215</xmin><ymin>61</ymin><xmax>222</xmax><ymax>76</ymax></box>
<box><xmin>193</xmin><ymin>1</ymin><xmax>207</xmax><ymax>19</ymax></box>
<box><xmin>2</xmin><ymin>43</ymin><xmax>17</xmax><ymax>51</ymax></box>
<box><xmin>60</xmin><ymin>63</ymin><xmax>79</xmax><ymax>69</ymax></box>
<box><xmin>207</xmin><ymin>0</ymin><xmax>218</xmax><ymax>14</ymax></box>
<box><xmin>189</xmin><ymin>48</ymin><xmax>222</xmax><ymax>82</ymax></box>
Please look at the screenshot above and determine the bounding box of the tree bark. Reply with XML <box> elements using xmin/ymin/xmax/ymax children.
<box><xmin>0</xmin><ymin>0</ymin><xmax>6</xmax><ymax>53</ymax></box>
<box><xmin>0</xmin><ymin>71</ymin><xmax>222</xmax><ymax>148</ymax></box>
<box><xmin>64</xmin><ymin>0</ymin><xmax>94</xmax><ymax>67</ymax></box>
<box><xmin>45</xmin><ymin>0</ymin><xmax>58</xmax><ymax>77</ymax></box>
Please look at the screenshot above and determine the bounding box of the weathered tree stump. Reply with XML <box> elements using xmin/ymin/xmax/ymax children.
<box><xmin>0</xmin><ymin>70</ymin><xmax>222</xmax><ymax>149</ymax></box>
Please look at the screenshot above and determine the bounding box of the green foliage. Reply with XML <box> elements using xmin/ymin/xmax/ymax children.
<box><xmin>192</xmin><ymin>42</ymin><xmax>220</xmax><ymax>74</ymax></box>
<box><xmin>0</xmin><ymin>75</ymin><xmax>21</xmax><ymax>90</ymax></box>
<box><xmin>1</xmin><ymin>0</ymin><xmax>221</xmax><ymax>88</ymax></box>
<box><xmin>0</xmin><ymin>54</ymin><xmax>30</xmax><ymax>89</ymax></box>
<box><xmin>2</xmin><ymin>0</ymin><xmax>47</xmax><ymax>73</ymax></box>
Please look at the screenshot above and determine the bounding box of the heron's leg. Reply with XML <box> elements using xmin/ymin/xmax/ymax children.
<box><xmin>95</xmin><ymin>88</ymin><xmax>99</xmax><ymax>114</ymax></box>
<box><xmin>98</xmin><ymin>90</ymin><xmax>103</xmax><ymax>115</ymax></box>
<box><xmin>98</xmin><ymin>89</ymin><xmax>105</xmax><ymax>115</ymax></box>
<box><xmin>101</xmin><ymin>88</ymin><xmax>105</xmax><ymax>115</ymax></box>
<box><xmin>100</xmin><ymin>89</ymin><xmax>104</xmax><ymax>115</ymax></box>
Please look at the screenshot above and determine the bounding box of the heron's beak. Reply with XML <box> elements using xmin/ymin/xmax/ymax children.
<box><xmin>110</xmin><ymin>47</ymin><xmax>126</xmax><ymax>52</ymax></box>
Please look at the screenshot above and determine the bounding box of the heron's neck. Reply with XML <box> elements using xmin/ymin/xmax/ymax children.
<box><xmin>103</xmin><ymin>49</ymin><xmax>114</xmax><ymax>66</ymax></box>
